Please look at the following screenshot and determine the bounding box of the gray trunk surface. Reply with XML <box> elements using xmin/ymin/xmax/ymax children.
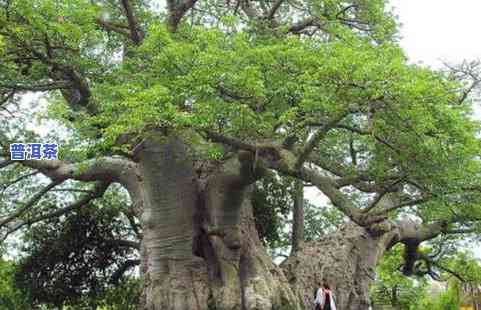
<box><xmin>133</xmin><ymin>136</ymin><xmax>392</xmax><ymax>310</ymax></box>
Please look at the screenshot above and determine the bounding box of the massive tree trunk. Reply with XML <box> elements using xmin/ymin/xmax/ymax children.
<box><xmin>132</xmin><ymin>134</ymin><xmax>395</xmax><ymax>310</ymax></box>
<box><xmin>135</xmin><ymin>135</ymin><xmax>299</xmax><ymax>310</ymax></box>
<box><xmin>282</xmin><ymin>223</ymin><xmax>395</xmax><ymax>310</ymax></box>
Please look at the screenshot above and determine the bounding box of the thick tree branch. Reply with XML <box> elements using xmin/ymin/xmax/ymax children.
<box><xmin>266</xmin><ymin>0</ymin><xmax>285</xmax><ymax>20</ymax></box>
<box><xmin>372</xmin><ymin>197</ymin><xmax>429</xmax><ymax>216</ymax></box>
<box><xmin>395</xmin><ymin>220</ymin><xmax>450</xmax><ymax>246</ymax></box>
<box><xmin>240</xmin><ymin>0</ymin><xmax>262</xmax><ymax>20</ymax></box>
<box><xmin>106</xmin><ymin>239</ymin><xmax>140</xmax><ymax>250</ymax></box>
<box><xmin>288</xmin><ymin>17</ymin><xmax>317</xmax><ymax>33</ymax></box>
<box><xmin>167</xmin><ymin>0</ymin><xmax>199</xmax><ymax>31</ymax></box>
<box><xmin>388</xmin><ymin>219</ymin><xmax>481</xmax><ymax>266</ymax></box>
<box><xmin>20</xmin><ymin>157</ymin><xmax>136</xmax><ymax>184</ymax></box>
<box><xmin>313</xmin><ymin>157</ymin><xmax>397</xmax><ymax>193</ymax></box>
<box><xmin>364</xmin><ymin>191</ymin><xmax>389</xmax><ymax>214</ymax></box>
<box><xmin>0</xmin><ymin>81</ymin><xmax>73</xmax><ymax>92</ymax></box>
<box><xmin>204</xmin><ymin>131</ymin><xmax>369</xmax><ymax>225</ymax></box>
<box><xmin>110</xmin><ymin>259</ymin><xmax>140</xmax><ymax>284</ymax></box>
<box><xmin>296</xmin><ymin>165</ymin><xmax>370</xmax><ymax>225</ymax></box>
<box><xmin>96</xmin><ymin>18</ymin><xmax>131</xmax><ymax>37</ymax></box>
<box><xmin>9</xmin><ymin>36</ymin><xmax>95</xmax><ymax>113</ymax></box>
<box><xmin>363</xmin><ymin>178</ymin><xmax>406</xmax><ymax>213</ymax></box>
<box><xmin>204</xmin><ymin>130</ymin><xmax>257</xmax><ymax>152</ymax></box>
<box><xmin>295</xmin><ymin>111</ymin><xmax>348</xmax><ymax>170</ymax></box>
<box><xmin>402</xmin><ymin>249</ymin><xmax>465</xmax><ymax>282</ymax></box>
<box><xmin>120</xmin><ymin>0</ymin><xmax>143</xmax><ymax>44</ymax></box>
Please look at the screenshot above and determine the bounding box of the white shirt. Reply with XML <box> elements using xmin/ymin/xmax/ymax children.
<box><xmin>314</xmin><ymin>287</ymin><xmax>337</xmax><ymax>310</ymax></box>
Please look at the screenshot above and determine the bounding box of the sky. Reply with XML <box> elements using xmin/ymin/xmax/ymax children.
<box><xmin>390</xmin><ymin>0</ymin><xmax>481</xmax><ymax>68</ymax></box>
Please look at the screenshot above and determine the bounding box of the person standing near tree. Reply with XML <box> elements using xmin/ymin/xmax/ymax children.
<box><xmin>314</xmin><ymin>280</ymin><xmax>337</xmax><ymax>310</ymax></box>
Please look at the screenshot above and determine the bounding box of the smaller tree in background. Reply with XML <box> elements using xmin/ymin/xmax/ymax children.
<box><xmin>0</xmin><ymin>258</ymin><xmax>30</xmax><ymax>310</ymax></box>
<box><xmin>420</xmin><ymin>281</ymin><xmax>461</xmax><ymax>310</ymax></box>
<box><xmin>252</xmin><ymin>174</ymin><xmax>344</xmax><ymax>257</ymax></box>
<box><xmin>371</xmin><ymin>244</ymin><xmax>481</xmax><ymax>310</ymax></box>
<box><xmin>13</xmin><ymin>191</ymin><xmax>140</xmax><ymax>309</ymax></box>
<box><xmin>444</xmin><ymin>252</ymin><xmax>481</xmax><ymax>309</ymax></box>
<box><xmin>370</xmin><ymin>245</ymin><xmax>428</xmax><ymax>309</ymax></box>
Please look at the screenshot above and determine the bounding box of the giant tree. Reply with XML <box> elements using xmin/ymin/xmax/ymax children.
<box><xmin>1</xmin><ymin>0</ymin><xmax>481</xmax><ymax>309</ymax></box>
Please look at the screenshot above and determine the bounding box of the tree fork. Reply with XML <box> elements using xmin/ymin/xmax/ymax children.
<box><xmin>134</xmin><ymin>133</ymin><xmax>298</xmax><ymax>309</ymax></box>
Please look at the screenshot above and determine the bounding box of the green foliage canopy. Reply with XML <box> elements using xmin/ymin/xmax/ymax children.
<box><xmin>1</xmin><ymin>1</ymin><xmax>481</xmax><ymax>308</ymax></box>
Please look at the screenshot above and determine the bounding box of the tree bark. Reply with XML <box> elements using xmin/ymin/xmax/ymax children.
<box><xmin>291</xmin><ymin>180</ymin><xmax>304</xmax><ymax>254</ymax></box>
<box><xmin>129</xmin><ymin>134</ymin><xmax>399</xmax><ymax>310</ymax></box>
<box><xmin>282</xmin><ymin>223</ymin><xmax>396</xmax><ymax>310</ymax></box>
<box><xmin>134</xmin><ymin>134</ymin><xmax>299</xmax><ymax>310</ymax></box>
<box><xmin>137</xmin><ymin>135</ymin><xmax>203</xmax><ymax>310</ymax></box>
